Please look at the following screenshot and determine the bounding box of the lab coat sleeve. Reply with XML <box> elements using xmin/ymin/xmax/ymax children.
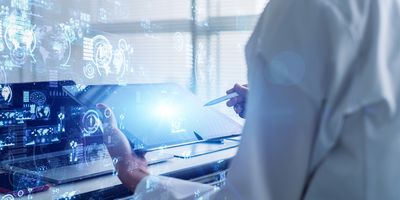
<box><xmin>133</xmin><ymin>175</ymin><xmax>218</xmax><ymax>199</ymax></box>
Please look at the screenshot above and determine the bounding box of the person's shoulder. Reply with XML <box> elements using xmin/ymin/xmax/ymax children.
<box><xmin>281</xmin><ymin>0</ymin><xmax>367</xmax><ymax>38</ymax></box>
<box><xmin>269</xmin><ymin>0</ymin><xmax>365</xmax><ymax>22</ymax></box>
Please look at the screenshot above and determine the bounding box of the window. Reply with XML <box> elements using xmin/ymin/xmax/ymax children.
<box><xmin>3</xmin><ymin>0</ymin><xmax>267</xmax><ymax>120</ymax></box>
<box><xmin>90</xmin><ymin>0</ymin><xmax>266</xmax><ymax>119</ymax></box>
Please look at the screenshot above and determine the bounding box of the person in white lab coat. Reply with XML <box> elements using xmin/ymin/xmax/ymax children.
<box><xmin>97</xmin><ymin>0</ymin><xmax>400</xmax><ymax>199</ymax></box>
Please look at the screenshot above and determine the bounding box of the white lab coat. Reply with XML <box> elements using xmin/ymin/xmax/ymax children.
<box><xmin>133</xmin><ymin>0</ymin><xmax>400</xmax><ymax>199</ymax></box>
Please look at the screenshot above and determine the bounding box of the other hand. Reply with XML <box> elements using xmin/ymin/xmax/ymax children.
<box><xmin>97</xmin><ymin>103</ymin><xmax>149</xmax><ymax>192</ymax></box>
<box><xmin>226</xmin><ymin>83</ymin><xmax>248</xmax><ymax>118</ymax></box>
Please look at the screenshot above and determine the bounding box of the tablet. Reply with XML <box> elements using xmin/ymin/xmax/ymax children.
<box><xmin>63</xmin><ymin>83</ymin><xmax>242</xmax><ymax>152</ymax></box>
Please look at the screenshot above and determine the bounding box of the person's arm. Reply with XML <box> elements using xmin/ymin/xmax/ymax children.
<box><xmin>97</xmin><ymin>104</ymin><xmax>149</xmax><ymax>192</ymax></box>
<box><xmin>97</xmin><ymin>104</ymin><xmax>216</xmax><ymax>199</ymax></box>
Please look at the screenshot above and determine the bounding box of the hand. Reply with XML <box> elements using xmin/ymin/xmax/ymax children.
<box><xmin>226</xmin><ymin>83</ymin><xmax>248</xmax><ymax>118</ymax></box>
<box><xmin>97</xmin><ymin>103</ymin><xmax>149</xmax><ymax>192</ymax></box>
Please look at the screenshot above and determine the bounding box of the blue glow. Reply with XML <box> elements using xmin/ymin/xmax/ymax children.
<box><xmin>156</xmin><ymin>102</ymin><xmax>176</xmax><ymax>118</ymax></box>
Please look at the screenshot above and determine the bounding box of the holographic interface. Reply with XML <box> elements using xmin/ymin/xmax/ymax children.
<box><xmin>0</xmin><ymin>0</ymin><xmax>135</xmax><ymax>83</ymax></box>
<box><xmin>0</xmin><ymin>0</ymin><xmax>251</xmax><ymax>198</ymax></box>
<box><xmin>0</xmin><ymin>81</ymin><xmax>105</xmax><ymax>161</ymax></box>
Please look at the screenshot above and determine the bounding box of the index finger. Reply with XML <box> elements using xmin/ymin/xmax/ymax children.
<box><xmin>226</xmin><ymin>87</ymin><xmax>235</xmax><ymax>94</ymax></box>
<box><xmin>96</xmin><ymin>103</ymin><xmax>117</xmax><ymax>129</ymax></box>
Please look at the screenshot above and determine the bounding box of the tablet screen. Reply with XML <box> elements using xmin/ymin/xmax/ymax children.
<box><xmin>63</xmin><ymin>83</ymin><xmax>242</xmax><ymax>151</ymax></box>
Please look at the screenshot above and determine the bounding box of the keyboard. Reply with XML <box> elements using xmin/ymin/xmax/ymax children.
<box><xmin>11</xmin><ymin>151</ymin><xmax>111</xmax><ymax>171</ymax></box>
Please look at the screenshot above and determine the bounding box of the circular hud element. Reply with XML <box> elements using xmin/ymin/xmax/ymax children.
<box><xmin>5</xmin><ymin>24</ymin><xmax>36</xmax><ymax>52</ymax></box>
<box><xmin>0</xmin><ymin>85</ymin><xmax>12</xmax><ymax>103</ymax></box>
<box><xmin>83</xmin><ymin>63</ymin><xmax>96</xmax><ymax>79</ymax></box>
<box><xmin>93</xmin><ymin>35</ymin><xmax>112</xmax><ymax>74</ymax></box>
<box><xmin>4</xmin><ymin>13</ymin><xmax>36</xmax><ymax>66</ymax></box>
<box><xmin>17</xmin><ymin>190</ymin><xmax>24</xmax><ymax>197</ymax></box>
<box><xmin>29</xmin><ymin>91</ymin><xmax>46</xmax><ymax>105</ymax></box>
<box><xmin>81</xmin><ymin>110</ymin><xmax>100</xmax><ymax>136</ymax></box>
<box><xmin>91</xmin><ymin>35</ymin><xmax>128</xmax><ymax>79</ymax></box>
<box><xmin>118</xmin><ymin>39</ymin><xmax>128</xmax><ymax>51</ymax></box>
<box><xmin>1</xmin><ymin>194</ymin><xmax>14</xmax><ymax>200</ymax></box>
<box><xmin>104</xmin><ymin>107</ymin><xmax>112</xmax><ymax>118</ymax></box>
<box><xmin>10</xmin><ymin>47</ymin><xmax>27</xmax><ymax>65</ymax></box>
<box><xmin>36</xmin><ymin>25</ymin><xmax>71</xmax><ymax>68</ymax></box>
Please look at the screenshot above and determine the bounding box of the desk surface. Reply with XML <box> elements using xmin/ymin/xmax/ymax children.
<box><xmin>1</xmin><ymin>146</ymin><xmax>238</xmax><ymax>199</ymax></box>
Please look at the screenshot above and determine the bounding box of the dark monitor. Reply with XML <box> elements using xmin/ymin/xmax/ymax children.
<box><xmin>0</xmin><ymin>80</ymin><xmax>105</xmax><ymax>161</ymax></box>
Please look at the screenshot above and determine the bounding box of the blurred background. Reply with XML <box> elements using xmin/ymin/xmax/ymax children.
<box><xmin>1</xmin><ymin>0</ymin><xmax>267</xmax><ymax>120</ymax></box>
